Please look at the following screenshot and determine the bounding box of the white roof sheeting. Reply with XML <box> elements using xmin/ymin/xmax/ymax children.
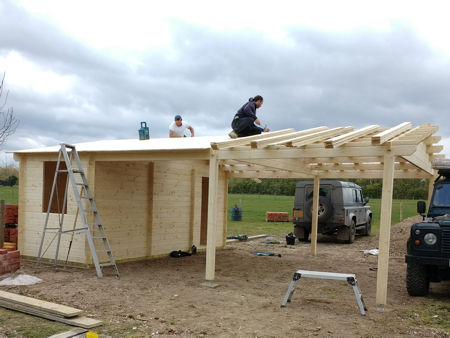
<box><xmin>12</xmin><ymin>136</ymin><xmax>230</xmax><ymax>154</ymax></box>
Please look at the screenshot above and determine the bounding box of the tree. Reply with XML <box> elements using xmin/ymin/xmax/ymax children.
<box><xmin>0</xmin><ymin>72</ymin><xmax>18</xmax><ymax>146</ymax></box>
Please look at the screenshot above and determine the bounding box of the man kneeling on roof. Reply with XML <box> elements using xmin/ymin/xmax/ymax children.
<box><xmin>169</xmin><ymin>115</ymin><xmax>195</xmax><ymax>138</ymax></box>
<box><xmin>229</xmin><ymin>95</ymin><xmax>270</xmax><ymax>138</ymax></box>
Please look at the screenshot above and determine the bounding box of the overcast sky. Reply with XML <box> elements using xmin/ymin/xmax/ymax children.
<box><xmin>1</xmin><ymin>0</ymin><xmax>450</xmax><ymax>163</ymax></box>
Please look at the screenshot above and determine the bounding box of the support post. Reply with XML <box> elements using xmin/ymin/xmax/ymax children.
<box><xmin>310</xmin><ymin>175</ymin><xmax>320</xmax><ymax>256</ymax></box>
<box><xmin>376</xmin><ymin>152</ymin><xmax>395</xmax><ymax>310</ymax></box>
<box><xmin>205</xmin><ymin>150</ymin><xmax>219</xmax><ymax>281</ymax></box>
<box><xmin>188</xmin><ymin>168</ymin><xmax>196</xmax><ymax>248</ymax></box>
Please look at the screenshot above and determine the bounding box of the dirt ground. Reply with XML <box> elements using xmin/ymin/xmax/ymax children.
<box><xmin>1</xmin><ymin>216</ymin><xmax>450</xmax><ymax>337</ymax></box>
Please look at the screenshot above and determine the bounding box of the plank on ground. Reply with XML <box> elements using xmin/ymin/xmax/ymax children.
<box><xmin>48</xmin><ymin>328</ymin><xmax>88</xmax><ymax>338</ymax></box>
<box><xmin>0</xmin><ymin>290</ymin><xmax>83</xmax><ymax>318</ymax></box>
<box><xmin>0</xmin><ymin>300</ymin><xmax>102</xmax><ymax>329</ymax></box>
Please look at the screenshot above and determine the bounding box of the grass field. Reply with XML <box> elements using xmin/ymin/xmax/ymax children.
<box><xmin>0</xmin><ymin>186</ymin><xmax>18</xmax><ymax>204</ymax></box>
<box><xmin>228</xmin><ymin>193</ymin><xmax>419</xmax><ymax>236</ymax></box>
<box><xmin>0</xmin><ymin>186</ymin><xmax>419</xmax><ymax>237</ymax></box>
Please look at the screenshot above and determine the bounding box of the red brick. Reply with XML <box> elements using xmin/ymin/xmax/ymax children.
<box><xmin>7</xmin><ymin>257</ymin><xmax>20</xmax><ymax>265</ymax></box>
<box><xmin>0</xmin><ymin>249</ymin><xmax>7</xmax><ymax>255</ymax></box>
<box><xmin>3</xmin><ymin>246</ymin><xmax>16</xmax><ymax>252</ymax></box>
<box><xmin>10</xmin><ymin>263</ymin><xmax>20</xmax><ymax>272</ymax></box>
<box><xmin>6</xmin><ymin>251</ymin><xmax>19</xmax><ymax>259</ymax></box>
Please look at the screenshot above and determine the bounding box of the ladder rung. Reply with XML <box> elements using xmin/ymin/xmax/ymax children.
<box><xmin>96</xmin><ymin>249</ymin><xmax>111</xmax><ymax>253</ymax></box>
<box><xmin>83</xmin><ymin>209</ymin><xmax>97</xmax><ymax>213</ymax></box>
<box><xmin>81</xmin><ymin>196</ymin><xmax>92</xmax><ymax>200</ymax></box>
<box><xmin>61</xmin><ymin>228</ymin><xmax>88</xmax><ymax>233</ymax></box>
<box><xmin>64</xmin><ymin>144</ymin><xmax>75</xmax><ymax>149</ymax></box>
<box><xmin>92</xmin><ymin>236</ymin><xmax>107</xmax><ymax>239</ymax></box>
<box><xmin>76</xmin><ymin>183</ymin><xmax>87</xmax><ymax>186</ymax></box>
<box><xmin>99</xmin><ymin>263</ymin><xmax>116</xmax><ymax>267</ymax></box>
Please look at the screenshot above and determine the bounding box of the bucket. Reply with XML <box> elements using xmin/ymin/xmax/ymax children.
<box><xmin>231</xmin><ymin>207</ymin><xmax>242</xmax><ymax>221</ymax></box>
<box><xmin>138</xmin><ymin>122</ymin><xmax>150</xmax><ymax>140</ymax></box>
<box><xmin>285</xmin><ymin>233</ymin><xmax>296</xmax><ymax>245</ymax></box>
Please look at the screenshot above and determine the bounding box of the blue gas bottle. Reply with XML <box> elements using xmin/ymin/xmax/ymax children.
<box><xmin>138</xmin><ymin>122</ymin><xmax>149</xmax><ymax>140</ymax></box>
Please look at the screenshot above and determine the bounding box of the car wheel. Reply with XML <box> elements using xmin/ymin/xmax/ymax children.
<box><xmin>406</xmin><ymin>262</ymin><xmax>429</xmax><ymax>296</ymax></box>
<box><xmin>345</xmin><ymin>220</ymin><xmax>356</xmax><ymax>244</ymax></box>
<box><xmin>362</xmin><ymin>217</ymin><xmax>372</xmax><ymax>236</ymax></box>
<box><xmin>305</xmin><ymin>197</ymin><xmax>333</xmax><ymax>222</ymax></box>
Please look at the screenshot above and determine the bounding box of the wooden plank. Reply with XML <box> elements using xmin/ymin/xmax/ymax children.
<box><xmin>48</xmin><ymin>328</ymin><xmax>88</xmax><ymax>338</ymax></box>
<box><xmin>189</xmin><ymin>168</ymin><xmax>196</xmax><ymax>247</ymax></box>
<box><xmin>0</xmin><ymin>290</ymin><xmax>83</xmax><ymax>318</ymax></box>
<box><xmin>325</xmin><ymin>125</ymin><xmax>380</xmax><ymax>148</ymax></box>
<box><xmin>371</xmin><ymin>122</ymin><xmax>412</xmax><ymax>145</ymax></box>
<box><xmin>310</xmin><ymin>176</ymin><xmax>320</xmax><ymax>256</ymax></box>
<box><xmin>146</xmin><ymin>162</ymin><xmax>154</xmax><ymax>257</ymax></box>
<box><xmin>210</xmin><ymin>129</ymin><xmax>295</xmax><ymax>150</ymax></box>
<box><xmin>389</xmin><ymin>124</ymin><xmax>439</xmax><ymax>146</ymax></box>
<box><xmin>0</xmin><ymin>299</ymin><xmax>102</xmax><ymax>329</ymax></box>
<box><xmin>205</xmin><ymin>150</ymin><xmax>219</xmax><ymax>281</ymax></box>
<box><xmin>401</xmin><ymin>143</ymin><xmax>433</xmax><ymax>174</ymax></box>
<box><xmin>376</xmin><ymin>153</ymin><xmax>395</xmax><ymax>310</ymax></box>
<box><xmin>285</xmin><ymin>126</ymin><xmax>354</xmax><ymax>147</ymax></box>
<box><xmin>217</xmin><ymin>144</ymin><xmax>417</xmax><ymax>160</ymax></box>
<box><xmin>250</xmin><ymin>127</ymin><xmax>328</xmax><ymax>148</ymax></box>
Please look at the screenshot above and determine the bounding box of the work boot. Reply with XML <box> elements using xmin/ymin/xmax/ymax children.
<box><xmin>228</xmin><ymin>130</ymin><xmax>238</xmax><ymax>139</ymax></box>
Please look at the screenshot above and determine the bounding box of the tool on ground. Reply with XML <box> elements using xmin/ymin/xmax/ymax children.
<box><xmin>35</xmin><ymin>144</ymin><xmax>119</xmax><ymax>278</ymax></box>
<box><xmin>281</xmin><ymin>269</ymin><xmax>367</xmax><ymax>315</ymax></box>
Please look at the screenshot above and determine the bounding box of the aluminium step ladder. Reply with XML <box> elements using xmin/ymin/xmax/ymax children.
<box><xmin>281</xmin><ymin>270</ymin><xmax>366</xmax><ymax>315</ymax></box>
<box><xmin>35</xmin><ymin>144</ymin><xmax>119</xmax><ymax>278</ymax></box>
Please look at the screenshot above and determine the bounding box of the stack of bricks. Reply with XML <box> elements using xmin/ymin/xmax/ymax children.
<box><xmin>265</xmin><ymin>211</ymin><xmax>290</xmax><ymax>222</ymax></box>
<box><xmin>4</xmin><ymin>204</ymin><xmax>18</xmax><ymax>247</ymax></box>
<box><xmin>0</xmin><ymin>247</ymin><xmax>20</xmax><ymax>275</ymax></box>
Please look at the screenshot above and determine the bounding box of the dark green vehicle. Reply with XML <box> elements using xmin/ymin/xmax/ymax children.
<box><xmin>406</xmin><ymin>160</ymin><xmax>450</xmax><ymax>296</ymax></box>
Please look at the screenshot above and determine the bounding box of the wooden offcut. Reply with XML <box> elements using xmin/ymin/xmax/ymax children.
<box><xmin>0</xmin><ymin>290</ymin><xmax>82</xmax><ymax>318</ymax></box>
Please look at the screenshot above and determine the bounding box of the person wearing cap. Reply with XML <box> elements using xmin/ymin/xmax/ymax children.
<box><xmin>169</xmin><ymin>115</ymin><xmax>195</xmax><ymax>138</ymax></box>
<box><xmin>229</xmin><ymin>95</ymin><xmax>269</xmax><ymax>138</ymax></box>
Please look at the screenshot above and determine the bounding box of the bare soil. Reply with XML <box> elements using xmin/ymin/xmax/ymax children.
<box><xmin>1</xmin><ymin>216</ymin><xmax>449</xmax><ymax>337</ymax></box>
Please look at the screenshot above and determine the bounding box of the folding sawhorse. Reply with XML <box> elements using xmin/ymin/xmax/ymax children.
<box><xmin>281</xmin><ymin>270</ymin><xmax>367</xmax><ymax>315</ymax></box>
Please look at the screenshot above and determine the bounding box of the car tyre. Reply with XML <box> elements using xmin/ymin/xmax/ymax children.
<box><xmin>345</xmin><ymin>220</ymin><xmax>356</xmax><ymax>244</ymax></box>
<box><xmin>294</xmin><ymin>226</ymin><xmax>310</xmax><ymax>242</ymax></box>
<box><xmin>406</xmin><ymin>262</ymin><xmax>429</xmax><ymax>296</ymax></box>
<box><xmin>305</xmin><ymin>196</ymin><xmax>333</xmax><ymax>223</ymax></box>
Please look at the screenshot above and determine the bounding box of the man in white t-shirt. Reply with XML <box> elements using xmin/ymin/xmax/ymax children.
<box><xmin>169</xmin><ymin>115</ymin><xmax>195</xmax><ymax>137</ymax></box>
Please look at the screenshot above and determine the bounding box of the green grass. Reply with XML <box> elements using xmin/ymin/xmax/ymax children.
<box><xmin>228</xmin><ymin>194</ymin><xmax>419</xmax><ymax>236</ymax></box>
<box><xmin>0</xmin><ymin>185</ymin><xmax>18</xmax><ymax>204</ymax></box>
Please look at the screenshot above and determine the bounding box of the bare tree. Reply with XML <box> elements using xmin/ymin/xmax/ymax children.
<box><xmin>0</xmin><ymin>72</ymin><xmax>18</xmax><ymax>146</ymax></box>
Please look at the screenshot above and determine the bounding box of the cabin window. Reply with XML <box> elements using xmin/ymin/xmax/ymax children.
<box><xmin>42</xmin><ymin>161</ymin><xmax>68</xmax><ymax>214</ymax></box>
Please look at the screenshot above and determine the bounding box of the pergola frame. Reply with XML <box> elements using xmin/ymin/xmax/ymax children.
<box><xmin>205</xmin><ymin>122</ymin><xmax>442</xmax><ymax>310</ymax></box>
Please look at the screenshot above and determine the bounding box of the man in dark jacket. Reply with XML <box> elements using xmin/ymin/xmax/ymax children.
<box><xmin>229</xmin><ymin>95</ymin><xmax>269</xmax><ymax>138</ymax></box>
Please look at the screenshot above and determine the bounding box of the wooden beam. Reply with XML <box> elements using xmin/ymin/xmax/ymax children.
<box><xmin>239</xmin><ymin>158</ymin><xmax>316</xmax><ymax>175</ymax></box>
<box><xmin>401</xmin><ymin>143</ymin><xmax>433</xmax><ymax>174</ymax></box>
<box><xmin>389</xmin><ymin>124</ymin><xmax>439</xmax><ymax>146</ymax></box>
<box><xmin>376</xmin><ymin>152</ymin><xmax>395</xmax><ymax>310</ymax></box>
<box><xmin>188</xmin><ymin>168</ymin><xmax>196</xmax><ymax>248</ymax></box>
<box><xmin>424</xmin><ymin>136</ymin><xmax>441</xmax><ymax>145</ymax></box>
<box><xmin>310</xmin><ymin>176</ymin><xmax>320</xmax><ymax>256</ymax></box>
<box><xmin>427</xmin><ymin>145</ymin><xmax>443</xmax><ymax>154</ymax></box>
<box><xmin>17</xmin><ymin>156</ymin><xmax>26</xmax><ymax>252</ymax></box>
<box><xmin>250</xmin><ymin>127</ymin><xmax>328</xmax><ymax>148</ymax></box>
<box><xmin>325</xmin><ymin>125</ymin><xmax>380</xmax><ymax>148</ymax></box>
<box><xmin>372</xmin><ymin>122</ymin><xmax>412</xmax><ymax>145</ymax></box>
<box><xmin>427</xmin><ymin>175</ymin><xmax>436</xmax><ymax>206</ymax></box>
<box><xmin>217</xmin><ymin>144</ymin><xmax>417</xmax><ymax>160</ymax></box>
<box><xmin>210</xmin><ymin>129</ymin><xmax>295</xmax><ymax>150</ymax></box>
<box><xmin>274</xmin><ymin>126</ymin><xmax>354</xmax><ymax>148</ymax></box>
<box><xmin>205</xmin><ymin>150</ymin><xmax>219</xmax><ymax>281</ymax></box>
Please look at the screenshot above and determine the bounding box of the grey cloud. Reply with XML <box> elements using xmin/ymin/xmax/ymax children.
<box><xmin>1</xmin><ymin>1</ymin><xmax>449</xmax><ymax>157</ymax></box>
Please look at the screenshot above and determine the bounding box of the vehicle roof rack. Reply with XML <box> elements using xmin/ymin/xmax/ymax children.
<box><xmin>432</xmin><ymin>159</ymin><xmax>450</xmax><ymax>178</ymax></box>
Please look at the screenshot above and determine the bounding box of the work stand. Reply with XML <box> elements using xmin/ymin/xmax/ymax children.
<box><xmin>281</xmin><ymin>270</ymin><xmax>367</xmax><ymax>315</ymax></box>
